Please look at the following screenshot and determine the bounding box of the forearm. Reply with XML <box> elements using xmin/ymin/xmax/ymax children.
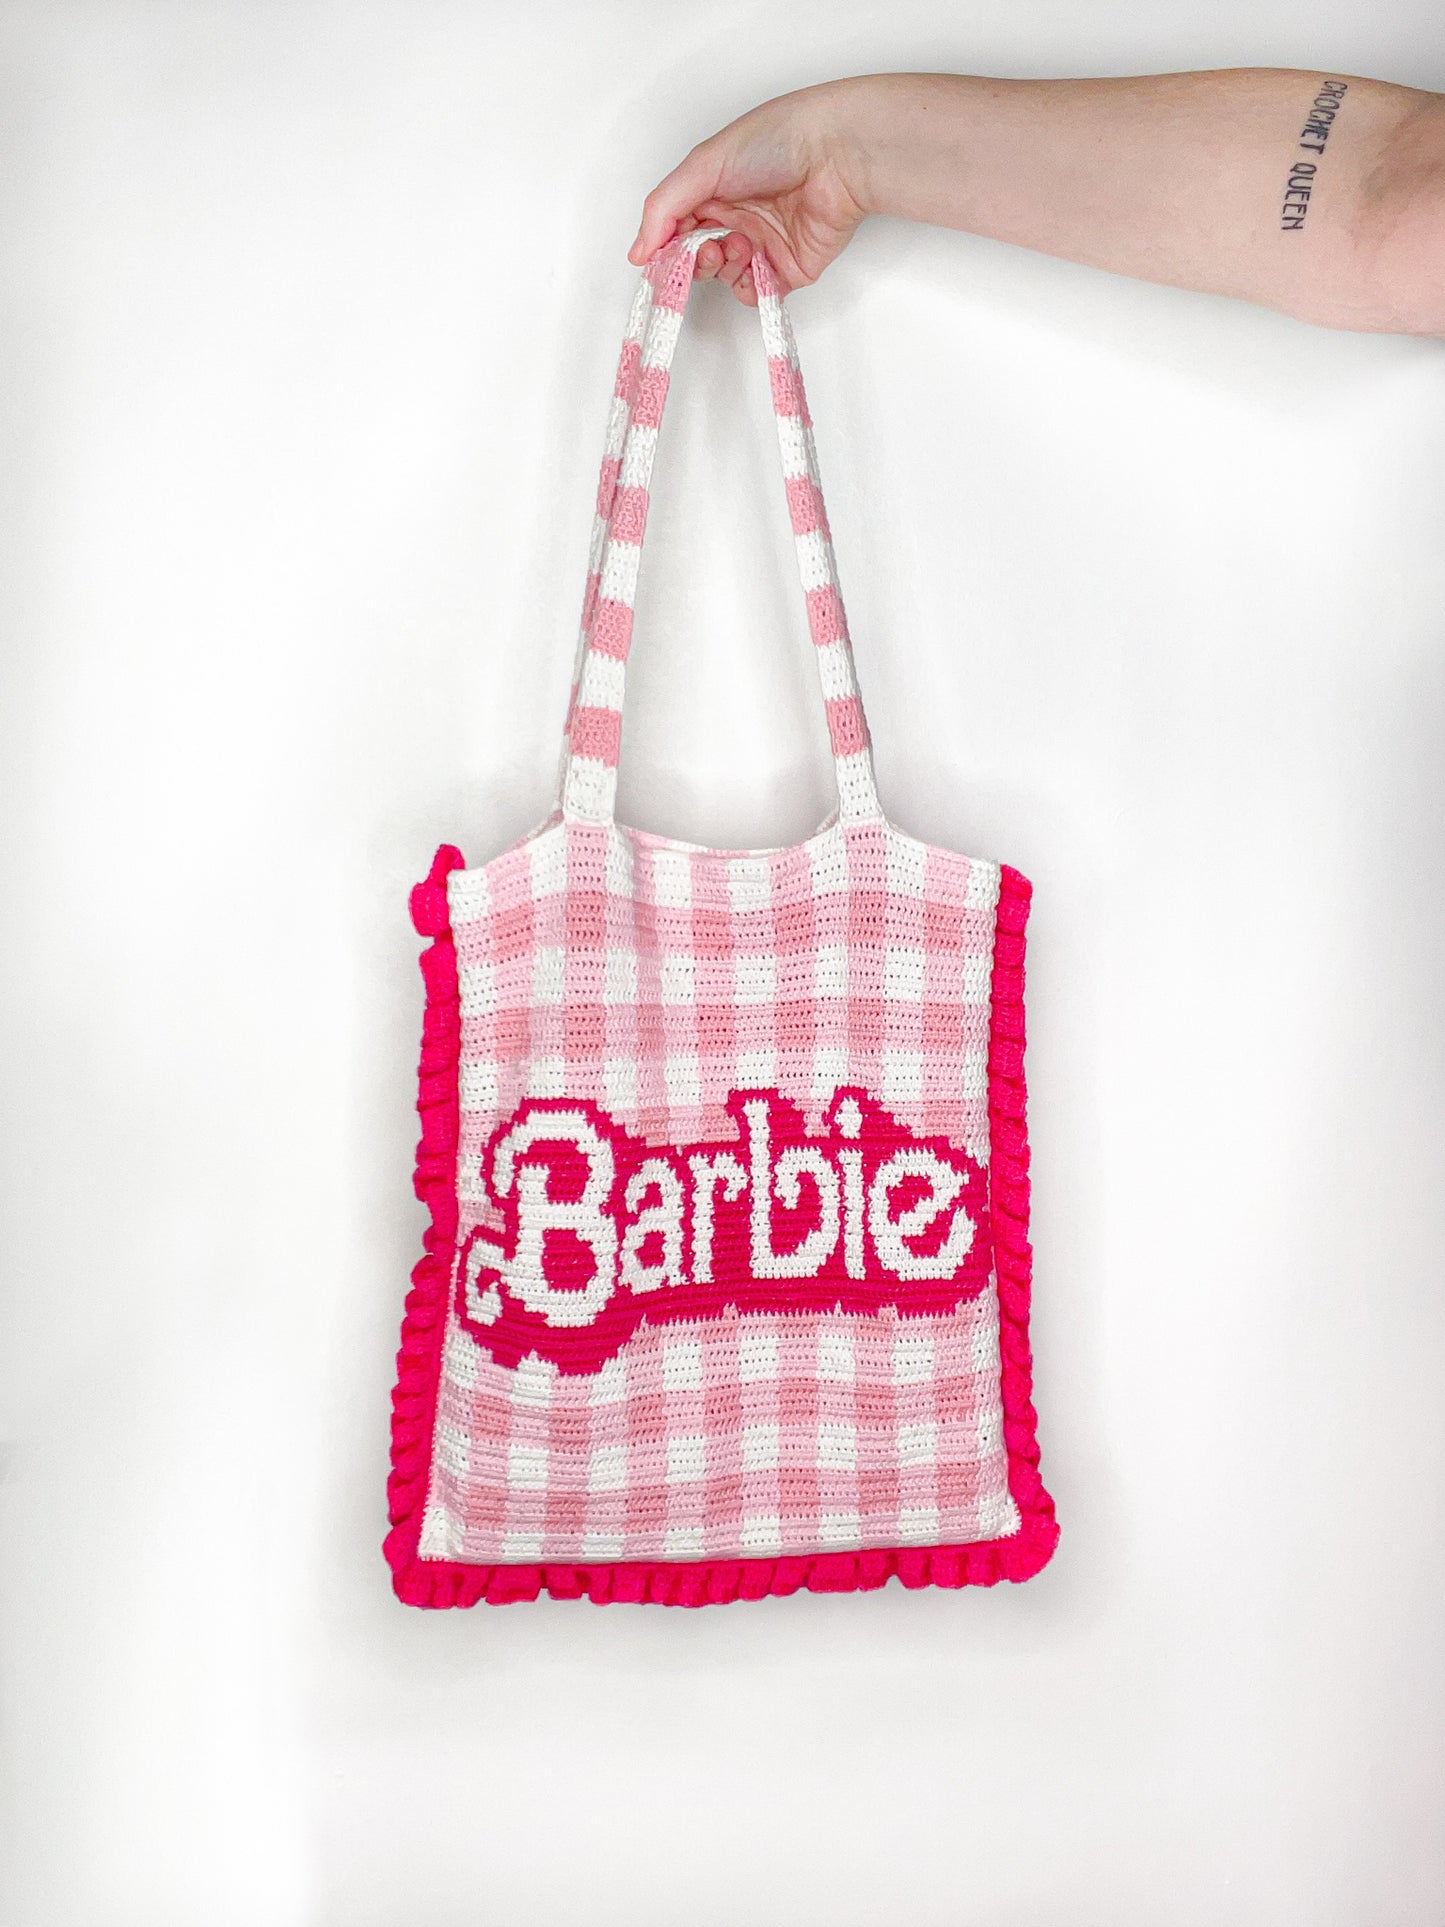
<box><xmin>831</xmin><ymin>69</ymin><xmax>1445</xmax><ymax>332</ymax></box>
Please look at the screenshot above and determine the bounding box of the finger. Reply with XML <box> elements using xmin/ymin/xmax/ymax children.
<box><xmin>692</xmin><ymin>198</ymin><xmax>797</xmax><ymax>292</ymax></box>
<box><xmin>694</xmin><ymin>237</ymin><xmax>725</xmax><ymax>280</ymax></box>
<box><xmin>715</xmin><ymin>230</ymin><xmax>754</xmax><ymax>291</ymax></box>
<box><xmin>629</xmin><ymin>145</ymin><xmax>723</xmax><ymax>263</ymax></box>
<box><xmin>700</xmin><ymin>222</ymin><xmax>762</xmax><ymax>305</ymax></box>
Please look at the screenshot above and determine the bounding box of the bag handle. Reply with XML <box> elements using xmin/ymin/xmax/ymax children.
<box><xmin>559</xmin><ymin>228</ymin><xmax>882</xmax><ymax>827</ymax></box>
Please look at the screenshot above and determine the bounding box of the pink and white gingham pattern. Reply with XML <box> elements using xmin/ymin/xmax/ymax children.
<box><xmin>422</xmin><ymin>1301</ymin><xmax>1015</xmax><ymax>1565</ymax></box>
<box><xmin>423</xmin><ymin>815</ymin><xmax>1017</xmax><ymax>1563</ymax></box>
<box><xmin>395</xmin><ymin>230</ymin><xmax>1047</xmax><ymax>1582</ymax></box>
<box><xmin>446</xmin><ymin>820</ymin><xmax>999</xmax><ymax>1158</ymax></box>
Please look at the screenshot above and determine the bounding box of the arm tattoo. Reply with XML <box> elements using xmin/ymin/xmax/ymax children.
<box><xmin>1280</xmin><ymin>77</ymin><xmax>1349</xmax><ymax>231</ymax></box>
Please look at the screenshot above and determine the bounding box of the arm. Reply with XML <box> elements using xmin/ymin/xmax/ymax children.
<box><xmin>630</xmin><ymin>70</ymin><xmax>1445</xmax><ymax>334</ymax></box>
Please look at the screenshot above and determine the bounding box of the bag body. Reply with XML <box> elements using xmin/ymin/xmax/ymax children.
<box><xmin>387</xmin><ymin>231</ymin><xmax>1058</xmax><ymax>1606</ymax></box>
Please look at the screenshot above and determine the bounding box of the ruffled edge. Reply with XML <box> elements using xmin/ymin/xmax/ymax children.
<box><xmin>383</xmin><ymin>851</ymin><xmax>1058</xmax><ymax>1607</ymax></box>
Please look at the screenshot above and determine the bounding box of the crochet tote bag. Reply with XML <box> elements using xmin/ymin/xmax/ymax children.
<box><xmin>387</xmin><ymin>229</ymin><xmax>1058</xmax><ymax>1607</ymax></box>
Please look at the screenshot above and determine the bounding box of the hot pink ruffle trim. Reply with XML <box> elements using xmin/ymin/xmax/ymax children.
<box><xmin>384</xmin><ymin>847</ymin><xmax>1059</xmax><ymax>1607</ymax></box>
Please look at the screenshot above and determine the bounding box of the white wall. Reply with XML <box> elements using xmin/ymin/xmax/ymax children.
<box><xmin>3</xmin><ymin>4</ymin><xmax>1444</xmax><ymax>1922</ymax></box>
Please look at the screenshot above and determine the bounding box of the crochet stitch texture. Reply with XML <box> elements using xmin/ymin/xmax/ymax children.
<box><xmin>386</xmin><ymin>232</ymin><xmax>1057</xmax><ymax>1606</ymax></box>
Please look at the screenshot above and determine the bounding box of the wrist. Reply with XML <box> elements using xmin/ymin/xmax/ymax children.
<box><xmin>819</xmin><ymin>73</ymin><xmax>972</xmax><ymax>220</ymax></box>
<box><xmin>784</xmin><ymin>75</ymin><xmax>907</xmax><ymax>221</ymax></box>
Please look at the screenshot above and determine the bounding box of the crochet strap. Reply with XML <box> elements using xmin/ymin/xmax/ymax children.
<box><xmin>560</xmin><ymin>228</ymin><xmax>882</xmax><ymax>827</ymax></box>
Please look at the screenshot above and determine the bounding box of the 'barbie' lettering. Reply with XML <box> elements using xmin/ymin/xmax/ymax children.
<box><xmin>456</xmin><ymin>1088</ymin><xmax>994</xmax><ymax>1371</ymax></box>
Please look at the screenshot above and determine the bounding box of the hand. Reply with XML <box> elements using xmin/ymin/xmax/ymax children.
<box><xmin>628</xmin><ymin>81</ymin><xmax>870</xmax><ymax>305</ymax></box>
